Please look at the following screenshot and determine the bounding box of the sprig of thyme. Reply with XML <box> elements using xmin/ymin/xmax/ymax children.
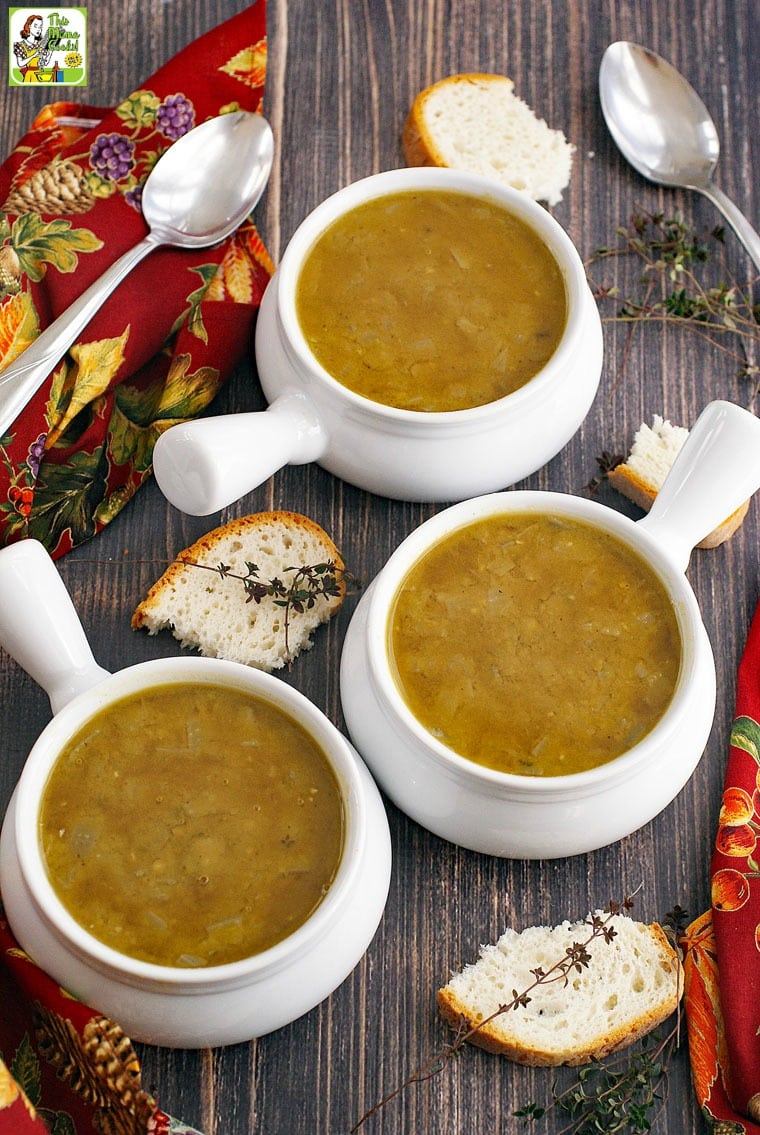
<box><xmin>586</xmin><ymin>210</ymin><xmax>760</xmax><ymax>390</ymax></box>
<box><xmin>179</xmin><ymin>557</ymin><xmax>359</xmax><ymax>665</ymax></box>
<box><xmin>352</xmin><ymin>896</ymin><xmax>652</xmax><ymax>1132</ymax></box>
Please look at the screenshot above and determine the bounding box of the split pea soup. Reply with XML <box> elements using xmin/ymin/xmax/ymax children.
<box><xmin>388</xmin><ymin>513</ymin><xmax>682</xmax><ymax>776</ymax></box>
<box><xmin>295</xmin><ymin>189</ymin><xmax>567</xmax><ymax>411</ymax></box>
<box><xmin>39</xmin><ymin>683</ymin><xmax>345</xmax><ymax>968</ymax></box>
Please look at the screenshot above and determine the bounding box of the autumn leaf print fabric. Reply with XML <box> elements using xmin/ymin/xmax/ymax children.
<box><xmin>0</xmin><ymin>6</ymin><xmax>271</xmax><ymax>1133</ymax></box>
<box><xmin>0</xmin><ymin>910</ymin><xmax>206</xmax><ymax>1134</ymax></box>
<box><xmin>0</xmin><ymin>2</ymin><xmax>272</xmax><ymax>560</ymax></box>
<box><xmin>683</xmin><ymin>598</ymin><xmax>760</xmax><ymax>1131</ymax></box>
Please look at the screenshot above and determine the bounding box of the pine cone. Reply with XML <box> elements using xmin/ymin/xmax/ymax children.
<box><xmin>3</xmin><ymin>159</ymin><xmax>96</xmax><ymax>216</ymax></box>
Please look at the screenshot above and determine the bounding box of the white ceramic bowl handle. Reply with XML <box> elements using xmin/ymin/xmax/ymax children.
<box><xmin>152</xmin><ymin>391</ymin><xmax>329</xmax><ymax>516</ymax></box>
<box><xmin>0</xmin><ymin>538</ymin><xmax>110</xmax><ymax>714</ymax></box>
<box><xmin>637</xmin><ymin>400</ymin><xmax>760</xmax><ymax>570</ymax></box>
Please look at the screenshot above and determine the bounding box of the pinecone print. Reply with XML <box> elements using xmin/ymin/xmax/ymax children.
<box><xmin>3</xmin><ymin>159</ymin><xmax>96</xmax><ymax>216</ymax></box>
<box><xmin>81</xmin><ymin>1016</ymin><xmax>155</xmax><ymax>1121</ymax></box>
<box><xmin>35</xmin><ymin>1004</ymin><xmax>111</xmax><ymax>1108</ymax></box>
<box><xmin>0</xmin><ymin>245</ymin><xmax>21</xmax><ymax>297</ymax></box>
<box><xmin>33</xmin><ymin>1006</ymin><xmax>157</xmax><ymax>1133</ymax></box>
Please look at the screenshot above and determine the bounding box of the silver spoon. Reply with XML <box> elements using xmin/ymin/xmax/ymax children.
<box><xmin>0</xmin><ymin>110</ymin><xmax>274</xmax><ymax>437</ymax></box>
<box><xmin>599</xmin><ymin>41</ymin><xmax>760</xmax><ymax>273</ymax></box>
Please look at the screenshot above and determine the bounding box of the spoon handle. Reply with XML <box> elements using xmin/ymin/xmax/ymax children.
<box><xmin>0</xmin><ymin>232</ymin><xmax>161</xmax><ymax>439</ymax></box>
<box><xmin>697</xmin><ymin>182</ymin><xmax>760</xmax><ymax>275</ymax></box>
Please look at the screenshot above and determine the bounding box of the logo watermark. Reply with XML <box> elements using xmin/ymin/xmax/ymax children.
<box><xmin>8</xmin><ymin>7</ymin><xmax>87</xmax><ymax>87</ymax></box>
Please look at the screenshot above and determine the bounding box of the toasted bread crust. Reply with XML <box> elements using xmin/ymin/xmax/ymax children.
<box><xmin>402</xmin><ymin>72</ymin><xmax>573</xmax><ymax>205</ymax></box>
<box><xmin>437</xmin><ymin>918</ymin><xmax>682</xmax><ymax>1067</ymax></box>
<box><xmin>132</xmin><ymin>511</ymin><xmax>345</xmax><ymax>629</ymax></box>
<box><xmin>402</xmin><ymin>73</ymin><xmax>516</xmax><ymax>169</ymax></box>
<box><xmin>132</xmin><ymin>511</ymin><xmax>346</xmax><ymax>670</ymax></box>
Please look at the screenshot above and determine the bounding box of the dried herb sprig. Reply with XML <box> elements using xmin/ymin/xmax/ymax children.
<box><xmin>179</xmin><ymin>557</ymin><xmax>359</xmax><ymax>664</ymax></box>
<box><xmin>586</xmin><ymin>210</ymin><xmax>760</xmax><ymax>389</ymax></box>
<box><xmin>514</xmin><ymin>904</ymin><xmax>688</xmax><ymax>1135</ymax></box>
<box><xmin>351</xmin><ymin>897</ymin><xmax>640</xmax><ymax>1132</ymax></box>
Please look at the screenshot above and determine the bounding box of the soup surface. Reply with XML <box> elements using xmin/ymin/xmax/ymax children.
<box><xmin>296</xmin><ymin>189</ymin><xmax>567</xmax><ymax>411</ymax></box>
<box><xmin>388</xmin><ymin>513</ymin><xmax>682</xmax><ymax>776</ymax></box>
<box><xmin>39</xmin><ymin>683</ymin><xmax>345</xmax><ymax>967</ymax></box>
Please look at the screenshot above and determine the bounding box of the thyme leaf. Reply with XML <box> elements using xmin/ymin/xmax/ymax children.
<box><xmin>583</xmin><ymin>450</ymin><xmax>625</xmax><ymax>495</ymax></box>
<box><xmin>515</xmin><ymin>1024</ymin><xmax>679</xmax><ymax>1134</ymax></box>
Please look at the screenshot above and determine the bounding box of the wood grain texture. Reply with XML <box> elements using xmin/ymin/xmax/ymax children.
<box><xmin>1</xmin><ymin>1</ymin><xmax>759</xmax><ymax>1131</ymax></box>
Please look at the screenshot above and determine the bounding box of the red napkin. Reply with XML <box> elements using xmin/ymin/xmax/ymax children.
<box><xmin>0</xmin><ymin>2</ymin><xmax>272</xmax><ymax>560</ymax></box>
<box><xmin>683</xmin><ymin>597</ymin><xmax>760</xmax><ymax>1131</ymax></box>
<box><xmin>0</xmin><ymin>903</ymin><xmax>204</xmax><ymax>1134</ymax></box>
<box><xmin>0</xmin><ymin>6</ymin><xmax>270</xmax><ymax>1131</ymax></box>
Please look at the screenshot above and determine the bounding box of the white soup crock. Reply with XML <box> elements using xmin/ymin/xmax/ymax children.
<box><xmin>340</xmin><ymin>400</ymin><xmax>760</xmax><ymax>859</ymax></box>
<box><xmin>152</xmin><ymin>166</ymin><xmax>603</xmax><ymax>514</ymax></box>
<box><xmin>0</xmin><ymin>540</ymin><xmax>391</xmax><ymax>1047</ymax></box>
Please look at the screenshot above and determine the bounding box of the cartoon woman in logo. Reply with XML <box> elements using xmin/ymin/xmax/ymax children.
<box><xmin>13</xmin><ymin>13</ymin><xmax>55</xmax><ymax>83</ymax></box>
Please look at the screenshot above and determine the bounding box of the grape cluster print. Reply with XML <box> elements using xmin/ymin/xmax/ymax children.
<box><xmin>89</xmin><ymin>133</ymin><xmax>136</xmax><ymax>181</ymax></box>
<box><xmin>4</xmin><ymin>433</ymin><xmax>48</xmax><ymax>519</ymax></box>
<box><xmin>27</xmin><ymin>433</ymin><xmax>46</xmax><ymax>478</ymax></box>
<box><xmin>78</xmin><ymin>90</ymin><xmax>199</xmax><ymax>208</ymax></box>
<box><xmin>124</xmin><ymin>184</ymin><xmax>144</xmax><ymax>213</ymax></box>
<box><xmin>156</xmin><ymin>94</ymin><xmax>195</xmax><ymax>140</ymax></box>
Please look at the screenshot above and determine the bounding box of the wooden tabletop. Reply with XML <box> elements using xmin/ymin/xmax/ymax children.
<box><xmin>1</xmin><ymin>2</ymin><xmax>759</xmax><ymax>1132</ymax></box>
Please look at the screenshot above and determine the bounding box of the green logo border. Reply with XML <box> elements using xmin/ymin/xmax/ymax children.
<box><xmin>8</xmin><ymin>7</ymin><xmax>88</xmax><ymax>88</ymax></box>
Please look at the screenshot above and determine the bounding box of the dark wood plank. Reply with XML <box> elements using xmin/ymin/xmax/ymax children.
<box><xmin>1</xmin><ymin>1</ymin><xmax>759</xmax><ymax>1131</ymax></box>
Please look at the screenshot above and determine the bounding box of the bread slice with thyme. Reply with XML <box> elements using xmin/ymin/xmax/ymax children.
<box><xmin>607</xmin><ymin>414</ymin><xmax>749</xmax><ymax>547</ymax></box>
<box><xmin>131</xmin><ymin>511</ymin><xmax>347</xmax><ymax>671</ymax></box>
<box><xmin>402</xmin><ymin>73</ymin><xmax>574</xmax><ymax>205</ymax></box>
<box><xmin>437</xmin><ymin>912</ymin><xmax>682</xmax><ymax>1066</ymax></box>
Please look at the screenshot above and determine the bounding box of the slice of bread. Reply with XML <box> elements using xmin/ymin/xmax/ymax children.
<box><xmin>402</xmin><ymin>73</ymin><xmax>574</xmax><ymax>206</ymax></box>
<box><xmin>437</xmin><ymin>913</ymin><xmax>682</xmax><ymax>1067</ymax></box>
<box><xmin>131</xmin><ymin>511</ymin><xmax>347</xmax><ymax>671</ymax></box>
<box><xmin>607</xmin><ymin>415</ymin><xmax>749</xmax><ymax>548</ymax></box>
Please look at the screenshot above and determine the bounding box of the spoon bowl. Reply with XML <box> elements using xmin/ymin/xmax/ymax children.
<box><xmin>599</xmin><ymin>41</ymin><xmax>760</xmax><ymax>272</ymax></box>
<box><xmin>140</xmin><ymin>111</ymin><xmax>273</xmax><ymax>247</ymax></box>
<box><xmin>0</xmin><ymin>111</ymin><xmax>274</xmax><ymax>436</ymax></box>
